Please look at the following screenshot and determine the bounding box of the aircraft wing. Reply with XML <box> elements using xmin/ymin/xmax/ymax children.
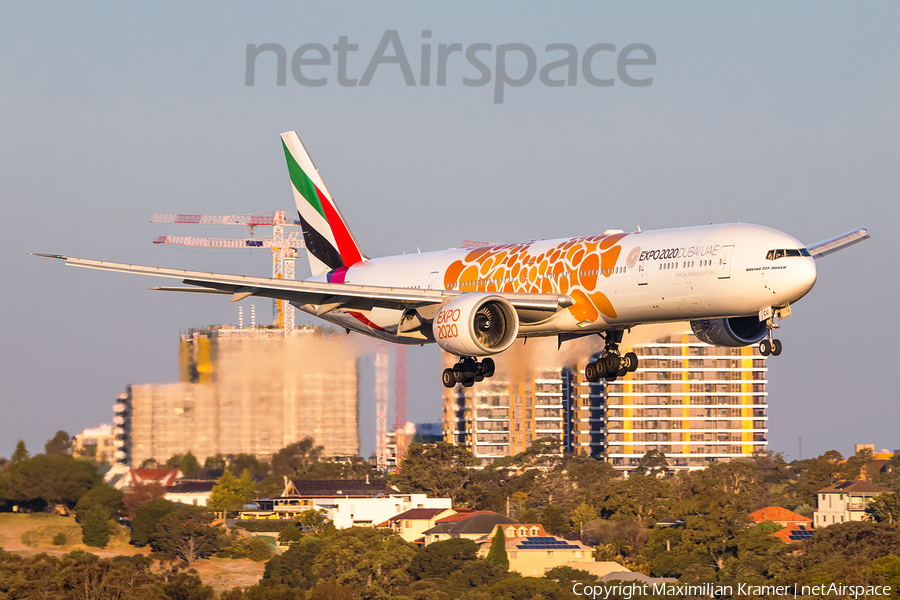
<box><xmin>806</xmin><ymin>227</ymin><xmax>870</xmax><ymax>259</ymax></box>
<box><xmin>30</xmin><ymin>254</ymin><xmax>574</xmax><ymax>316</ymax></box>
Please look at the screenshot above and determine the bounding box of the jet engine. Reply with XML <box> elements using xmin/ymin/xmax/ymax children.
<box><xmin>690</xmin><ymin>316</ymin><xmax>767</xmax><ymax>347</ymax></box>
<box><xmin>432</xmin><ymin>294</ymin><xmax>519</xmax><ymax>357</ymax></box>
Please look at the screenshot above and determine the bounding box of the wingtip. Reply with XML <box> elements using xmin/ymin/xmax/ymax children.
<box><xmin>29</xmin><ymin>253</ymin><xmax>68</xmax><ymax>259</ymax></box>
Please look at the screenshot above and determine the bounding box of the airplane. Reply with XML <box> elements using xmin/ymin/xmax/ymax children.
<box><xmin>33</xmin><ymin>131</ymin><xmax>870</xmax><ymax>389</ymax></box>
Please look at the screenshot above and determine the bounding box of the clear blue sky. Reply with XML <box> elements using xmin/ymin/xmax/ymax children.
<box><xmin>1</xmin><ymin>2</ymin><xmax>897</xmax><ymax>461</ymax></box>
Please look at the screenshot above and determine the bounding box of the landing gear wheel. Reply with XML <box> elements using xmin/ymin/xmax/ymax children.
<box><xmin>604</xmin><ymin>353</ymin><xmax>621</xmax><ymax>373</ymax></box>
<box><xmin>771</xmin><ymin>339</ymin><xmax>782</xmax><ymax>356</ymax></box>
<box><xmin>596</xmin><ymin>360</ymin><xmax>609</xmax><ymax>378</ymax></box>
<box><xmin>441</xmin><ymin>369</ymin><xmax>456</xmax><ymax>388</ymax></box>
<box><xmin>585</xmin><ymin>362</ymin><xmax>600</xmax><ymax>383</ymax></box>
<box><xmin>453</xmin><ymin>365</ymin><xmax>466</xmax><ymax>382</ymax></box>
<box><xmin>475</xmin><ymin>374</ymin><xmax>484</xmax><ymax>382</ymax></box>
<box><xmin>759</xmin><ymin>339</ymin><xmax>772</xmax><ymax>356</ymax></box>
<box><xmin>481</xmin><ymin>357</ymin><xmax>495</xmax><ymax>378</ymax></box>
<box><xmin>605</xmin><ymin>374</ymin><xmax>618</xmax><ymax>382</ymax></box>
<box><xmin>617</xmin><ymin>367</ymin><xmax>628</xmax><ymax>377</ymax></box>
<box><xmin>462</xmin><ymin>379</ymin><xmax>475</xmax><ymax>388</ymax></box>
<box><xmin>624</xmin><ymin>352</ymin><xmax>639</xmax><ymax>372</ymax></box>
<box><xmin>462</xmin><ymin>358</ymin><xmax>479</xmax><ymax>379</ymax></box>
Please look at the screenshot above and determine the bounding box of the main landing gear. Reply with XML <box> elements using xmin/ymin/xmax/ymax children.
<box><xmin>442</xmin><ymin>357</ymin><xmax>496</xmax><ymax>388</ymax></box>
<box><xmin>584</xmin><ymin>329</ymin><xmax>638</xmax><ymax>383</ymax></box>
<box><xmin>758</xmin><ymin>317</ymin><xmax>783</xmax><ymax>357</ymax></box>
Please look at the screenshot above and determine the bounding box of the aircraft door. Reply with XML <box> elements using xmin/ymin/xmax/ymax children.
<box><xmin>637</xmin><ymin>262</ymin><xmax>648</xmax><ymax>285</ymax></box>
<box><xmin>717</xmin><ymin>246</ymin><xmax>734</xmax><ymax>279</ymax></box>
<box><xmin>426</xmin><ymin>271</ymin><xmax>440</xmax><ymax>289</ymax></box>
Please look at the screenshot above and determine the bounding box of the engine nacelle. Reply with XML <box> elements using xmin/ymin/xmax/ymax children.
<box><xmin>432</xmin><ymin>294</ymin><xmax>519</xmax><ymax>357</ymax></box>
<box><xmin>691</xmin><ymin>316</ymin><xmax>767</xmax><ymax>347</ymax></box>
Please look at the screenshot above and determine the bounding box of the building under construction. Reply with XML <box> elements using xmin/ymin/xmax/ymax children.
<box><xmin>116</xmin><ymin>324</ymin><xmax>360</xmax><ymax>466</ymax></box>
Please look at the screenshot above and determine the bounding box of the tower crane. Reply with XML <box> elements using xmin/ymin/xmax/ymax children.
<box><xmin>150</xmin><ymin>211</ymin><xmax>305</xmax><ymax>334</ymax></box>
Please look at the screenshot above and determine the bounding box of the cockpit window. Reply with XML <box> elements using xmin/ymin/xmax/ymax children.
<box><xmin>766</xmin><ymin>248</ymin><xmax>811</xmax><ymax>260</ymax></box>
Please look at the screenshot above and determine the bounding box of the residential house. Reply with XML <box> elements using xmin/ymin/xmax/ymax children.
<box><xmin>772</xmin><ymin>524</ymin><xmax>816</xmax><ymax>544</ymax></box>
<box><xmin>749</xmin><ymin>506</ymin><xmax>812</xmax><ymax>529</ymax></box>
<box><xmin>814</xmin><ymin>480</ymin><xmax>889</xmax><ymax>527</ymax></box>
<box><xmin>103</xmin><ymin>466</ymin><xmax>182</xmax><ymax>491</ymax></box>
<box><xmin>476</xmin><ymin>525</ymin><xmax>596</xmax><ymax>577</ymax></box>
<box><xmin>240</xmin><ymin>478</ymin><xmax>452</xmax><ymax>530</ymax></box>
<box><xmin>423</xmin><ymin>512</ymin><xmax>518</xmax><ymax>546</ymax></box>
<box><xmin>385</xmin><ymin>508</ymin><xmax>457</xmax><ymax>544</ymax></box>
<box><xmin>165</xmin><ymin>481</ymin><xmax>216</xmax><ymax>507</ymax></box>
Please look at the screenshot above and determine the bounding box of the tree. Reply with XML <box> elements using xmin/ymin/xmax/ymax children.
<box><xmin>391</xmin><ymin>442</ymin><xmax>478</xmax><ymax>505</ymax></box>
<box><xmin>297</xmin><ymin>509</ymin><xmax>334</xmax><ymax>536</ymax></box>
<box><xmin>162</xmin><ymin>572</ymin><xmax>216</xmax><ymax>600</ymax></box>
<box><xmin>486</xmin><ymin>526</ymin><xmax>509</xmax><ymax>570</ymax></box>
<box><xmin>638</xmin><ymin>450</ymin><xmax>669</xmax><ymax>476</ymax></box>
<box><xmin>872</xmin><ymin>492</ymin><xmax>900</xmax><ymax>525</ymax></box>
<box><xmin>74</xmin><ymin>484</ymin><xmax>123</xmax><ymax>523</ymax></box>
<box><xmin>602</xmin><ymin>474</ymin><xmax>671</xmax><ymax>526</ymax></box>
<box><xmin>540</xmin><ymin>505</ymin><xmax>571</xmax><ymax>537</ymax></box>
<box><xmin>204</xmin><ymin>454</ymin><xmax>226</xmax><ymax>470</ymax></box>
<box><xmin>7</xmin><ymin>454</ymin><xmax>98</xmax><ymax>512</ymax></box>
<box><xmin>152</xmin><ymin>505</ymin><xmax>224</xmax><ymax>567</ymax></box>
<box><xmin>11</xmin><ymin>440</ymin><xmax>29</xmax><ymax>464</ymax></box>
<box><xmin>872</xmin><ymin>555</ymin><xmax>900</xmax><ymax>599</ymax></box>
<box><xmin>271</xmin><ymin>438</ymin><xmax>323</xmax><ymax>477</ymax></box>
<box><xmin>797</xmin><ymin>450</ymin><xmax>844</xmax><ymax>506</ymax></box>
<box><xmin>229</xmin><ymin>453</ymin><xmax>269</xmax><ymax>478</ymax></box>
<box><xmin>278</xmin><ymin>523</ymin><xmax>304</xmax><ymax>545</ymax></box>
<box><xmin>409</xmin><ymin>538</ymin><xmax>479</xmax><ymax>580</ymax></box>
<box><xmin>123</xmin><ymin>482</ymin><xmax>167</xmax><ymax>520</ymax></box>
<box><xmin>572</xmin><ymin>502</ymin><xmax>598</xmax><ymax>538</ymax></box>
<box><xmin>131</xmin><ymin>498</ymin><xmax>177</xmax><ymax>546</ymax></box>
<box><xmin>81</xmin><ymin>506</ymin><xmax>111</xmax><ymax>548</ymax></box>
<box><xmin>209</xmin><ymin>469</ymin><xmax>254</xmax><ymax>512</ymax></box>
<box><xmin>312</xmin><ymin>528</ymin><xmax>417</xmax><ymax>595</ymax></box>
<box><xmin>44</xmin><ymin>431</ymin><xmax>72</xmax><ymax>455</ymax></box>
<box><xmin>179</xmin><ymin>452</ymin><xmax>201</xmax><ymax>476</ymax></box>
<box><xmin>263</xmin><ymin>538</ymin><xmax>326</xmax><ymax>589</ymax></box>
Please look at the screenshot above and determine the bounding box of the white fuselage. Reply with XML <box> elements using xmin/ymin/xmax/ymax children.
<box><xmin>300</xmin><ymin>223</ymin><xmax>817</xmax><ymax>344</ymax></box>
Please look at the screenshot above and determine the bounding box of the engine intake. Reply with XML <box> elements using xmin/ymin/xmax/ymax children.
<box><xmin>433</xmin><ymin>294</ymin><xmax>519</xmax><ymax>357</ymax></box>
<box><xmin>691</xmin><ymin>316</ymin><xmax>767</xmax><ymax>347</ymax></box>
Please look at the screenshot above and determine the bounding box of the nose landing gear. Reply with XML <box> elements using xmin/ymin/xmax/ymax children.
<box><xmin>584</xmin><ymin>330</ymin><xmax>639</xmax><ymax>383</ymax></box>
<box><xmin>442</xmin><ymin>357</ymin><xmax>496</xmax><ymax>388</ymax></box>
<box><xmin>758</xmin><ymin>316</ymin><xmax>783</xmax><ymax>356</ymax></box>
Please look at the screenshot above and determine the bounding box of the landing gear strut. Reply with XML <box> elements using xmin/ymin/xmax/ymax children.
<box><xmin>442</xmin><ymin>357</ymin><xmax>496</xmax><ymax>388</ymax></box>
<box><xmin>758</xmin><ymin>316</ymin><xmax>783</xmax><ymax>357</ymax></box>
<box><xmin>584</xmin><ymin>330</ymin><xmax>638</xmax><ymax>383</ymax></box>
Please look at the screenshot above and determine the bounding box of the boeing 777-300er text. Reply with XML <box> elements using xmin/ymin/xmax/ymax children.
<box><xmin>34</xmin><ymin>132</ymin><xmax>871</xmax><ymax>388</ymax></box>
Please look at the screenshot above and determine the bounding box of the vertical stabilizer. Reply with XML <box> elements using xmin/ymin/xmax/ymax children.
<box><xmin>281</xmin><ymin>131</ymin><xmax>366</xmax><ymax>276</ymax></box>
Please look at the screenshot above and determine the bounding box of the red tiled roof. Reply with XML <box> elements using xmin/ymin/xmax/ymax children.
<box><xmin>132</xmin><ymin>469</ymin><xmax>181</xmax><ymax>487</ymax></box>
<box><xmin>436</xmin><ymin>510</ymin><xmax>495</xmax><ymax>523</ymax></box>
<box><xmin>773</xmin><ymin>525</ymin><xmax>816</xmax><ymax>544</ymax></box>
<box><xmin>749</xmin><ymin>507</ymin><xmax>812</xmax><ymax>524</ymax></box>
<box><xmin>389</xmin><ymin>508</ymin><xmax>450</xmax><ymax>522</ymax></box>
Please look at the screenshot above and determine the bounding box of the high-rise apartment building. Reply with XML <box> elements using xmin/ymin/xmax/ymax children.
<box><xmin>117</xmin><ymin>325</ymin><xmax>360</xmax><ymax>467</ymax></box>
<box><xmin>443</xmin><ymin>325</ymin><xmax>768</xmax><ymax>471</ymax></box>
<box><xmin>606</xmin><ymin>331</ymin><xmax>767</xmax><ymax>470</ymax></box>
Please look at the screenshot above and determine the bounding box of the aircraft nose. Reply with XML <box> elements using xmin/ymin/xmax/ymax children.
<box><xmin>792</xmin><ymin>257</ymin><xmax>817</xmax><ymax>292</ymax></box>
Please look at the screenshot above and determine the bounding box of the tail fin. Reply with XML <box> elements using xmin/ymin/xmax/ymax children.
<box><xmin>281</xmin><ymin>131</ymin><xmax>366</xmax><ymax>276</ymax></box>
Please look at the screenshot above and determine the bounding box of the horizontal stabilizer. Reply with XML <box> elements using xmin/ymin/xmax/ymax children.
<box><xmin>806</xmin><ymin>227</ymin><xmax>870</xmax><ymax>259</ymax></box>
